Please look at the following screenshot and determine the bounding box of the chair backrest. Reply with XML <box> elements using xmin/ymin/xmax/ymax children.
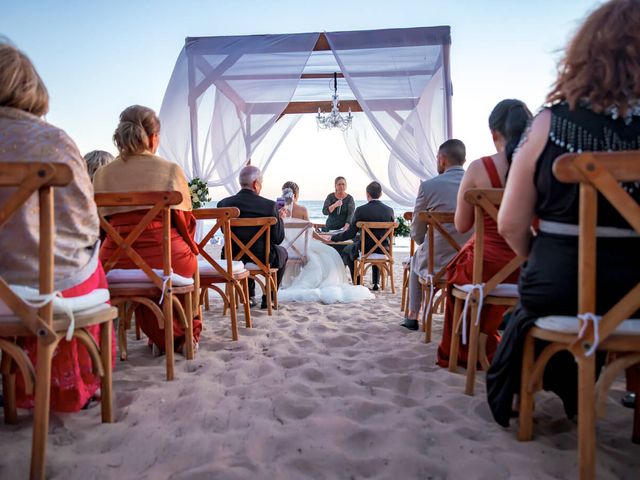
<box><xmin>94</xmin><ymin>191</ymin><xmax>182</xmax><ymax>290</ymax></box>
<box><xmin>192</xmin><ymin>207</ymin><xmax>240</xmax><ymax>279</ymax></box>
<box><xmin>356</xmin><ymin>221</ymin><xmax>399</xmax><ymax>262</ymax></box>
<box><xmin>553</xmin><ymin>151</ymin><xmax>640</xmax><ymax>351</ymax></box>
<box><xmin>0</xmin><ymin>162</ymin><xmax>72</xmax><ymax>342</ymax></box>
<box><xmin>464</xmin><ymin>188</ymin><xmax>525</xmax><ymax>293</ymax></box>
<box><xmin>417</xmin><ymin>211</ymin><xmax>461</xmax><ymax>283</ymax></box>
<box><xmin>229</xmin><ymin>217</ymin><xmax>277</xmax><ymax>272</ymax></box>
<box><xmin>283</xmin><ymin>219</ymin><xmax>312</xmax><ymax>261</ymax></box>
<box><xmin>403</xmin><ymin>211</ymin><xmax>415</xmax><ymax>258</ymax></box>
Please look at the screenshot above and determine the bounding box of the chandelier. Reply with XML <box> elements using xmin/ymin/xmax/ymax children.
<box><xmin>316</xmin><ymin>72</ymin><xmax>353</xmax><ymax>131</ymax></box>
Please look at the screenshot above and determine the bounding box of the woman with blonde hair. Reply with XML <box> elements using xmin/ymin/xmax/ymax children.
<box><xmin>0</xmin><ymin>40</ymin><xmax>114</xmax><ymax>412</ymax></box>
<box><xmin>94</xmin><ymin>105</ymin><xmax>201</xmax><ymax>353</ymax></box>
<box><xmin>487</xmin><ymin>0</ymin><xmax>640</xmax><ymax>426</ymax></box>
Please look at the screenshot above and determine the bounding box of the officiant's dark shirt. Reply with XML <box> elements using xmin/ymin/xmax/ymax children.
<box><xmin>322</xmin><ymin>193</ymin><xmax>355</xmax><ymax>231</ymax></box>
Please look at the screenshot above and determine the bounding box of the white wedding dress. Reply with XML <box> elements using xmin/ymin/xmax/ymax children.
<box><xmin>278</xmin><ymin>220</ymin><xmax>374</xmax><ymax>304</ymax></box>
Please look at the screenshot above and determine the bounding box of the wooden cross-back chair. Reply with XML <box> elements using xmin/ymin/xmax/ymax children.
<box><xmin>192</xmin><ymin>207</ymin><xmax>251</xmax><ymax>341</ymax></box>
<box><xmin>517</xmin><ymin>151</ymin><xmax>640</xmax><ymax>480</ymax></box>
<box><xmin>354</xmin><ymin>221</ymin><xmax>399</xmax><ymax>293</ymax></box>
<box><xmin>283</xmin><ymin>219</ymin><xmax>312</xmax><ymax>265</ymax></box>
<box><xmin>448</xmin><ymin>188</ymin><xmax>526</xmax><ymax>395</ymax></box>
<box><xmin>400</xmin><ymin>211</ymin><xmax>415</xmax><ymax>315</ymax></box>
<box><xmin>95</xmin><ymin>191</ymin><xmax>195</xmax><ymax>381</ymax></box>
<box><xmin>229</xmin><ymin>217</ymin><xmax>279</xmax><ymax>315</ymax></box>
<box><xmin>0</xmin><ymin>162</ymin><xmax>117</xmax><ymax>480</ymax></box>
<box><xmin>417</xmin><ymin>211</ymin><xmax>461</xmax><ymax>343</ymax></box>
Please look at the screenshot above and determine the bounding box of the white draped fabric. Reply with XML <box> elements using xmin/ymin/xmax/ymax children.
<box><xmin>159</xmin><ymin>33</ymin><xmax>318</xmax><ymax>194</ymax></box>
<box><xmin>159</xmin><ymin>28</ymin><xmax>452</xmax><ymax>204</ymax></box>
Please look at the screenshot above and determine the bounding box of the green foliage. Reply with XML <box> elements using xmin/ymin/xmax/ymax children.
<box><xmin>188</xmin><ymin>177</ymin><xmax>211</xmax><ymax>209</ymax></box>
<box><xmin>394</xmin><ymin>215</ymin><xmax>411</xmax><ymax>237</ymax></box>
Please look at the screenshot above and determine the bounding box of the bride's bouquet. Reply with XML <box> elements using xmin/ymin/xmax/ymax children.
<box><xmin>188</xmin><ymin>177</ymin><xmax>211</xmax><ymax>209</ymax></box>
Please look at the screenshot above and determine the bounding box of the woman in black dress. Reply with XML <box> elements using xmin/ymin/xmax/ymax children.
<box><xmin>487</xmin><ymin>0</ymin><xmax>640</xmax><ymax>427</ymax></box>
<box><xmin>322</xmin><ymin>176</ymin><xmax>355</xmax><ymax>231</ymax></box>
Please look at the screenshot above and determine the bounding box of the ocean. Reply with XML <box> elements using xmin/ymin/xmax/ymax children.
<box><xmin>297</xmin><ymin>200</ymin><xmax>408</xmax><ymax>223</ymax></box>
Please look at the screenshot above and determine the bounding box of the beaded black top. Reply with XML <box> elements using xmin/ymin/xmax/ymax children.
<box><xmin>534</xmin><ymin>102</ymin><xmax>640</xmax><ymax>228</ymax></box>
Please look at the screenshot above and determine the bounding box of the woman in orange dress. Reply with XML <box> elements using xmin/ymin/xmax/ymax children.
<box><xmin>0</xmin><ymin>42</ymin><xmax>115</xmax><ymax>412</ymax></box>
<box><xmin>94</xmin><ymin>105</ymin><xmax>201</xmax><ymax>353</ymax></box>
<box><xmin>437</xmin><ymin>99</ymin><xmax>532</xmax><ymax>368</ymax></box>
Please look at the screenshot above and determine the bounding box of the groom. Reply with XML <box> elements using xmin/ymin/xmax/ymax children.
<box><xmin>329</xmin><ymin>181</ymin><xmax>395</xmax><ymax>290</ymax></box>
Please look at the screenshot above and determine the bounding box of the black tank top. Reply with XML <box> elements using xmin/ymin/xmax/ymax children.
<box><xmin>534</xmin><ymin>102</ymin><xmax>640</xmax><ymax>228</ymax></box>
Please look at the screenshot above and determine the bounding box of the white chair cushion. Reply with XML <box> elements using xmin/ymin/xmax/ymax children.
<box><xmin>0</xmin><ymin>286</ymin><xmax>110</xmax><ymax>319</ymax></box>
<box><xmin>106</xmin><ymin>269</ymin><xmax>194</xmax><ymax>286</ymax></box>
<box><xmin>535</xmin><ymin>315</ymin><xmax>640</xmax><ymax>335</ymax></box>
<box><xmin>244</xmin><ymin>262</ymin><xmax>261</xmax><ymax>270</ymax></box>
<box><xmin>453</xmin><ymin>283</ymin><xmax>519</xmax><ymax>297</ymax></box>
<box><xmin>359</xmin><ymin>253</ymin><xmax>387</xmax><ymax>260</ymax></box>
<box><xmin>198</xmin><ymin>259</ymin><xmax>245</xmax><ymax>275</ymax></box>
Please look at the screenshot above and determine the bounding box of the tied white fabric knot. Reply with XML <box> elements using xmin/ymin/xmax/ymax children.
<box><xmin>158</xmin><ymin>273</ymin><xmax>172</xmax><ymax>305</ymax></box>
<box><xmin>20</xmin><ymin>291</ymin><xmax>76</xmax><ymax>341</ymax></box>
<box><xmin>577</xmin><ymin>312</ymin><xmax>601</xmax><ymax>357</ymax></box>
<box><xmin>421</xmin><ymin>274</ymin><xmax>435</xmax><ymax>324</ymax></box>
<box><xmin>461</xmin><ymin>284</ymin><xmax>484</xmax><ymax>345</ymax></box>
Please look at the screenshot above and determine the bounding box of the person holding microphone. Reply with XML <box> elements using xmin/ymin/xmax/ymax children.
<box><xmin>322</xmin><ymin>176</ymin><xmax>355</xmax><ymax>232</ymax></box>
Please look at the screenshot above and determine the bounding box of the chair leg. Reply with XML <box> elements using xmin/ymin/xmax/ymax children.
<box><xmin>100</xmin><ymin>320</ymin><xmax>114</xmax><ymax>423</ymax></box>
<box><xmin>448</xmin><ymin>298</ymin><xmax>462</xmax><ymax>371</ymax></box>
<box><xmin>465</xmin><ymin>301</ymin><xmax>480</xmax><ymax>396</ymax></box>
<box><xmin>204</xmin><ymin>289</ymin><xmax>210</xmax><ymax>311</ymax></box>
<box><xmin>265</xmin><ymin>275</ymin><xmax>273</xmax><ymax>316</ymax></box>
<box><xmin>518</xmin><ymin>332</ymin><xmax>535</xmax><ymax>441</ymax></box>
<box><xmin>577</xmin><ymin>354</ymin><xmax>597</xmax><ymax>480</ymax></box>
<box><xmin>30</xmin><ymin>339</ymin><xmax>56</xmax><ymax>480</ymax></box>
<box><xmin>1</xmin><ymin>352</ymin><xmax>17</xmax><ymax>424</ymax></box>
<box><xmin>228</xmin><ymin>282</ymin><xmax>239</xmax><ymax>341</ymax></box>
<box><xmin>134</xmin><ymin>309</ymin><xmax>141</xmax><ymax>340</ymax></box>
<box><xmin>242</xmin><ymin>278</ymin><xmax>252</xmax><ymax>328</ymax></box>
<box><xmin>184</xmin><ymin>292</ymin><xmax>195</xmax><ymax>359</ymax></box>
<box><xmin>389</xmin><ymin>264</ymin><xmax>395</xmax><ymax>294</ymax></box>
<box><xmin>401</xmin><ymin>268</ymin><xmax>408</xmax><ymax>312</ymax></box>
<box><xmin>222</xmin><ymin>284</ymin><xmax>228</xmax><ymax>316</ymax></box>
<box><xmin>163</xmin><ymin>295</ymin><xmax>175</xmax><ymax>381</ymax></box>
<box><xmin>271</xmin><ymin>272</ymin><xmax>278</xmax><ymax>309</ymax></box>
<box><xmin>117</xmin><ymin>303</ymin><xmax>128</xmax><ymax>361</ymax></box>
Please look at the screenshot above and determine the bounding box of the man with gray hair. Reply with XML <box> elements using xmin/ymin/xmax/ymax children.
<box><xmin>218</xmin><ymin>165</ymin><xmax>287</xmax><ymax>309</ymax></box>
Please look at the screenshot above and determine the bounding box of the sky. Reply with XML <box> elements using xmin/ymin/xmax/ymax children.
<box><xmin>2</xmin><ymin>0</ymin><xmax>602</xmax><ymax>200</ymax></box>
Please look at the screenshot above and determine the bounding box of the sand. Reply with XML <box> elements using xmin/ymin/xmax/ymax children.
<box><xmin>1</xmin><ymin>253</ymin><xmax>639</xmax><ymax>479</ymax></box>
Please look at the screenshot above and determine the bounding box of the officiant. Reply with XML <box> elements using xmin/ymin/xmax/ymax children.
<box><xmin>322</xmin><ymin>176</ymin><xmax>355</xmax><ymax>231</ymax></box>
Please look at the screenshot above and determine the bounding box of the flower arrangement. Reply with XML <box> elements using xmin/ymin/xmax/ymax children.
<box><xmin>188</xmin><ymin>177</ymin><xmax>211</xmax><ymax>209</ymax></box>
<box><xmin>394</xmin><ymin>215</ymin><xmax>411</xmax><ymax>237</ymax></box>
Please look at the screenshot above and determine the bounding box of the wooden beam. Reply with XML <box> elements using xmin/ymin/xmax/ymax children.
<box><xmin>252</xmin><ymin>97</ymin><xmax>417</xmax><ymax>115</ymax></box>
<box><xmin>281</xmin><ymin>100</ymin><xmax>363</xmax><ymax>115</ymax></box>
<box><xmin>313</xmin><ymin>33</ymin><xmax>330</xmax><ymax>51</ymax></box>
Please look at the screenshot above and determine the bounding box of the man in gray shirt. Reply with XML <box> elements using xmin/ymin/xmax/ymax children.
<box><xmin>401</xmin><ymin>139</ymin><xmax>472</xmax><ymax>330</ymax></box>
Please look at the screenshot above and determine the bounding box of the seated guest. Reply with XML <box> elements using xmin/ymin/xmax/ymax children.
<box><xmin>487</xmin><ymin>0</ymin><xmax>640</xmax><ymax>426</ymax></box>
<box><xmin>436</xmin><ymin>99</ymin><xmax>532</xmax><ymax>368</ymax></box>
<box><xmin>330</xmin><ymin>181</ymin><xmax>395</xmax><ymax>290</ymax></box>
<box><xmin>322</xmin><ymin>176</ymin><xmax>355</xmax><ymax>231</ymax></box>
<box><xmin>0</xmin><ymin>41</ymin><xmax>114</xmax><ymax>412</ymax></box>
<box><xmin>94</xmin><ymin>105</ymin><xmax>201</xmax><ymax>354</ymax></box>
<box><xmin>84</xmin><ymin>150</ymin><xmax>114</xmax><ymax>181</ymax></box>
<box><xmin>218</xmin><ymin>165</ymin><xmax>288</xmax><ymax>309</ymax></box>
<box><xmin>401</xmin><ymin>139</ymin><xmax>471</xmax><ymax>330</ymax></box>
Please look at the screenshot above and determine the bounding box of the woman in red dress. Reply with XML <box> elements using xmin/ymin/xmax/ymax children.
<box><xmin>0</xmin><ymin>42</ymin><xmax>115</xmax><ymax>412</ymax></box>
<box><xmin>437</xmin><ymin>99</ymin><xmax>532</xmax><ymax>368</ymax></box>
<box><xmin>94</xmin><ymin>105</ymin><xmax>202</xmax><ymax>353</ymax></box>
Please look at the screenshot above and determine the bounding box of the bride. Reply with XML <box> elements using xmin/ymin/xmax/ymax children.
<box><xmin>278</xmin><ymin>181</ymin><xmax>373</xmax><ymax>304</ymax></box>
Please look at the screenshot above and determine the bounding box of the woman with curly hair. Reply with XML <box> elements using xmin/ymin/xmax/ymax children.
<box><xmin>487</xmin><ymin>0</ymin><xmax>640</xmax><ymax>427</ymax></box>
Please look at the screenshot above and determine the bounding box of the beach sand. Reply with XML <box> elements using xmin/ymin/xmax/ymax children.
<box><xmin>1</xmin><ymin>255</ymin><xmax>639</xmax><ymax>479</ymax></box>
